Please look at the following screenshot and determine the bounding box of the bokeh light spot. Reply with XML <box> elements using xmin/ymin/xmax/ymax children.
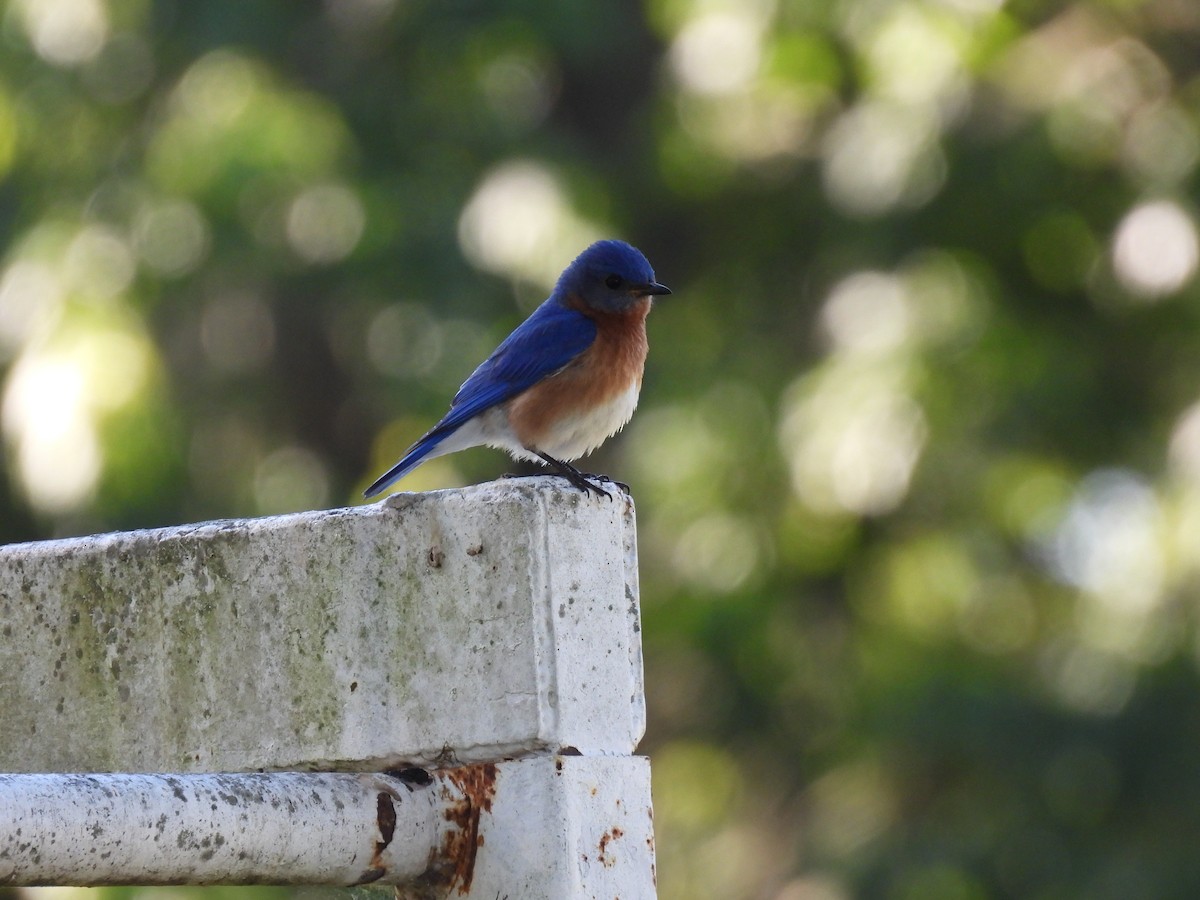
<box><xmin>63</xmin><ymin>225</ymin><xmax>135</xmax><ymax>303</ymax></box>
<box><xmin>77</xmin><ymin>329</ymin><xmax>153</xmax><ymax>412</ymax></box>
<box><xmin>819</xmin><ymin>272</ymin><xmax>910</xmax><ymax>356</ymax></box>
<box><xmin>780</xmin><ymin>366</ymin><xmax>928</xmax><ymax>517</ymax></box>
<box><xmin>0</xmin><ymin>320</ymin><xmax>153</xmax><ymax>516</ymax></box>
<box><xmin>134</xmin><ymin>199</ymin><xmax>211</xmax><ymax>277</ymax></box>
<box><xmin>15</xmin><ymin>0</ymin><xmax>109</xmax><ymax>68</ymax></box>
<box><xmin>822</xmin><ymin>101</ymin><xmax>946</xmax><ymax>217</ymax></box>
<box><xmin>0</xmin><ymin>262</ymin><xmax>63</xmax><ymax>355</ymax></box>
<box><xmin>457</xmin><ymin>160</ymin><xmax>603</xmax><ymax>289</ymax></box>
<box><xmin>286</xmin><ymin>183</ymin><xmax>365</xmax><ymax>265</ymax></box>
<box><xmin>1169</xmin><ymin>401</ymin><xmax>1200</xmax><ymax>485</ymax></box>
<box><xmin>2</xmin><ymin>353</ymin><xmax>101</xmax><ymax>512</ymax></box>
<box><xmin>1111</xmin><ymin>200</ymin><xmax>1198</xmax><ymax>299</ymax></box>
<box><xmin>670</xmin><ymin>11</ymin><xmax>763</xmax><ymax>97</ymax></box>
<box><xmin>865</xmin><ymin>5</ymin><xmax>966</xmax><ymax>110</ymax></box>
<box><xmin>175</xmin><ymin>50</ymin><xmax>258</xmax><ymax>127</ymax></box>
<box><xmin>1046</xmin><ymin>468</ymin><xmax>1163</xmax><ymax>616</ymax></box>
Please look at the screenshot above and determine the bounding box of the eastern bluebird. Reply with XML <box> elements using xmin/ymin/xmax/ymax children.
<box><xmin>363</xmin><ymin>240</ymin><xmax>671</xmax><ymax>500</ymax></box>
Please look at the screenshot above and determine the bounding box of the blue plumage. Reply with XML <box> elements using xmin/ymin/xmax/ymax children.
<box><xmin>363</xmin><ymin>302</ymin><xmax>595</xmax><ymax>494</ymax></box>
<box><xmin>449</xmin><ymin>300</ymin><xmax>598</xmax><ymax>426</ymax></box>
<box><xmin>363</xmin><ymin>239</ymin><xmax>669</xmax><ymax>499</ymax></box>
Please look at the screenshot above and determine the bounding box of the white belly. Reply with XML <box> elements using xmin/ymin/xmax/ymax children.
<box><xmin>535</xmin><ymin>382</ymin><xmax>641</xmax><ymax>461</ymax></box>
<box><xmin>422</xmin><ymin>383</ymin><xmax>641</xmax><ymax>466</ymax></box>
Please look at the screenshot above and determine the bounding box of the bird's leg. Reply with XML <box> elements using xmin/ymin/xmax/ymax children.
<box><xmin>534</xmin><ymin>452</ymin><xmax>612</xmax><ymax>500</ymax></box>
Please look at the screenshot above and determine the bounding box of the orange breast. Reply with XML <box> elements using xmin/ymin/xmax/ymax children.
<box><xmin>507</xmin><ymin>298</ymin><xmax>651</xmax><ymax>451</ymax></box>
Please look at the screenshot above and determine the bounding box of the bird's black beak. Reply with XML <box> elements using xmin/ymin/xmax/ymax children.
<box><xmin>640</xmin><ymin>282</ymin><xmax>672</xmax><ymax>297</ymax></box>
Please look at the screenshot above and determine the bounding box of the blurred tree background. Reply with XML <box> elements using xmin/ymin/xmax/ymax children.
<box><xmin>2</xmin><ymin>0</ymin><xmax>1200</xmax><ymax>897</ymax></box>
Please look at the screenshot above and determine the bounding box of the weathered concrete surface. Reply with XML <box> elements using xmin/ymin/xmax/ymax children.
<box><xmin>0</xmin><ymin>756</ymin><xmax>657</xmax><ymax>896</ymax></box>
<box><xmin>0</xmin><ymin>478</ymin><xmax>645</xmax><ymax>773</ymax></box>
<box><xmin>0</xmin><ymin>770</ymin><xmax>437</xmax><ymax>886</ymax></box>
<box><xmin>436</xmin><ymin>755</ymin><xmax>656</xmax><ymax>900</ymax></box>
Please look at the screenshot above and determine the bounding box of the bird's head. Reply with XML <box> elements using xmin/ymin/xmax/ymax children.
<box><xmin>556</xmin><ymin>239</ymin><xmax>671</xmax><ymax>313</ymax></box>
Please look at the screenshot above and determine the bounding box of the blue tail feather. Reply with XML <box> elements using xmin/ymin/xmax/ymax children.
<box><xmin>362</xmin><ymin>431</ymin><xmax>447</xmax><ymax>498</ymax></box>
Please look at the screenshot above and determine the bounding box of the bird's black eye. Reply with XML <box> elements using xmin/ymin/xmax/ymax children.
<box><xmin>605</xmin><ymin>274</ymin><xmax>623</xmax><ymax>290</ymax></box>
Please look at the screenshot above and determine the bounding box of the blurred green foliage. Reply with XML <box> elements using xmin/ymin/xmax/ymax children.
<box><xmin>3</xmin><ymin>0</ymin><xmax>1200</xmax><ymax>897</ymax></box>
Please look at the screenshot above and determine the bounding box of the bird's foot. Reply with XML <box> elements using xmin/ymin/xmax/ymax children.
<box><xmin>501</xmin><ymin>469</ymin><xmax>612</xmax><ymax>498</ymax></box>
<box><xmin>534</xmin><ymin>452</ymin><xmax>613</xmax><ymax>500</ymax></box>
<box><xmin>545</xmin><ymin>466</ymin><xmax>612</xmax><ymax>499</ymax></box>
<box><xmin>563</xmin><ymin>470</ymin><xmax>613</xmax><ymax>500</ymax></box>
<box><xmin>581</xmin><ymin>473</ymin><xmax>630</xmax><ymax>494</ymax></box>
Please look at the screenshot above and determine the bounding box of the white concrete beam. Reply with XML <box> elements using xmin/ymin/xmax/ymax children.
<box><xmin>0</xmin><ymin>479</ymin><xmax>644</xmax><ymax>773</ymax></box>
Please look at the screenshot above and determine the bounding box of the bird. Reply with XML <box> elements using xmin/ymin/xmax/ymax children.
<box><xmin>363</xmin><ymin>239</ymin><xmax>671</xmax><ymax>501</ymax></box>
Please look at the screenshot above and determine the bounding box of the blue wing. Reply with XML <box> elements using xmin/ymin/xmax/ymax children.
<box><xmin>446</xmin><ymin>300</ymin><xmax>597</xmax><ymax>425</ymax></box>
<box><xmin>363</xmin><ymin>299</ymin><xmax>596</xmax><ymax>497</ymax></box>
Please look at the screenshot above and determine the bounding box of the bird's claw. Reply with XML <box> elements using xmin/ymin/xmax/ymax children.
<box><xmin>581</xmin><ymin>473</ymin><xmax>630</xmax><ymax>494</ymax></box>
<box><xmin>532</xmin><ymin>451</ymin><xmax>627</xmax><ymax>500</ymax></box>
<box><xmin>567</xmin><ymin>471</ymin><xmax>613</xmax><ymax>501</ymax></box>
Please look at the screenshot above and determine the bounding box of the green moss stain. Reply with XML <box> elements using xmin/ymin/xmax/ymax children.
<box><xmin>1</xmin><ymin>491</ymin><xmax>565</xmax><ymax>772</ymax></box>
